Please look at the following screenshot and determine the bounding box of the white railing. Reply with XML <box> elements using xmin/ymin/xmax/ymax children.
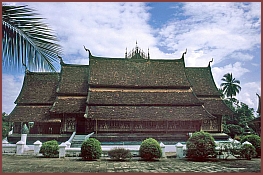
<box><xmin>67</xmin><ymin>132</ymin><xmax>76</xmax><ymax>143</ymax></box>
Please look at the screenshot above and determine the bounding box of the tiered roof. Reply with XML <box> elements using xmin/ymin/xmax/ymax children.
<box><xmin>8</xmin><ymin>47</ymin><xmax>233</xmax><ymax>124</ymax></box>
<box><xmin>50</xmin><ymin>63</ymin><xmax>89</xmax><ymax>114</ymax></box>
<box><xmin>8</xmin><ymin>72</ymin><xmax>60</xmax><ymax>122</ymax></box>
<box><xmin>87</xmin><ymin>54</ymin><xmax>215</xmax><ymax>121</ymax></box>
<box><xmin>89</xmin><ymin>57</ymin><xmax>190</xmax><ymax>88</ymax></box>
<box><xmin>185</xmin><ymin>66</ymin><xmax>234</xmax><ymax>116</ymax></box>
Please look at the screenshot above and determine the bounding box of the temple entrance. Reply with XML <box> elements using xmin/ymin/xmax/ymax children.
<box><xmin>76</xmin><ymin>117</ymin><xmax>86</xmax><ymax>134</ymax></box>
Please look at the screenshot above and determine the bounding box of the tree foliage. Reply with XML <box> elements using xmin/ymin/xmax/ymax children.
<box><xmin>2</xmin><ymin>4</ymin><xmax>62</xmax><ymax>72</ymax></box>
<box><xmin>241</xmin><ymin>134</ymin><xmax>261</xmax><ymax>157</ymax></box>
<box><xmin>39</xmin><ymin>140</ymin><xmax>59</xmax><ymax>158</ymax></box>
<box><xmin>2</xmin><ymin>112</ymin><xmax>11</xmax><ymax>139</ymax></box>
<box><xmin>222</xmin><ymin>100</ymin><xmax>257</xmax><ymax>138</ymax></box>
<box><xmin>186</xmin><ymin>131</ymin><xmax>216</xmax><ymax>161</ymax></box>
<box><xmin>220</xmin><ymin>73</ymin><xmax>241</xmax><ymax>102</ymax></box>
<box><xmin>81</xmin><ymin>138</ymin><xmax>102</xmax><ymax>160</ymax></box>
<box><xmin>139</xmin><ymin>138</ymin><xmax>162</xmax><ymax>160</ymax></box>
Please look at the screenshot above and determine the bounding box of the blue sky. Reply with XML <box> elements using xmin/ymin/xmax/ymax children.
<box><xmin>2</xmin><ymin>2</ymin><xmax>261</xmax><ymax>115</ymax></box>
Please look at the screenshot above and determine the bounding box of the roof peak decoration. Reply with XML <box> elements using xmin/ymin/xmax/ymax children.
<box><xmin>84</xmin><ymin>45</ymin><xmax>92</xmax><ymax>58</ymax></box>
<box><xmin>256</xmin><ymin>93</ymin><xmax>261</xmax><ymax>115</ymax></box>
<box><xmin>181</xmin><ymin>48</ymin><xmax>187</xmax><ymax>59</ymax></box>
<box><xmin>57</xmin><ymin>54</ymin><xmax>64</xmax><ymax>65</ymax></box>
<box><xmin>208</xmin><ymin>58</ymin><xmax>213</xmax><ymax>67</ymax></box>
<box><xmin>125</xmin><ymin>41</ymin><xmax>150</xmax><ymax>60</ymax></box>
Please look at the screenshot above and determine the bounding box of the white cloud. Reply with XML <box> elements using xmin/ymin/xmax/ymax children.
<box><xmin>229</xmin><ymin>52</ymin><xmax>253</xmax><ymax>61</ymax></box>
<box><xmin>212</xmin><ymin>62</ymin><xmax>250</xmax><ymax>88</ymax></box>
<box><xmin>156</xmin><ymin>2</ymin><xmax>261</xmax><ymax>67</ymax></box>
<box><xmin>25</xmin><ymin>2</ymin><xmax>157</xmax><ymax>62</ymax></box>
<box><xmin>2</xmin><ymin>74</ymin><xmax>24</xmax><ymax>114</ymax></box>
<box><xmin>211</xmin><ymin>62</ymin><xmax>260</xmax><ymax>112</ymax></box>
<box><xmin>236</xmin><ymin>81</ymin><xmax>261</xmax><ymax>112</ymax></box>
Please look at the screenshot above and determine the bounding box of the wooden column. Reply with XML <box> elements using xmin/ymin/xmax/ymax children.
<box><xmin>95</xmin><ymin>119</ymin><xmax>98</xmax><ymax>135</ymax></box>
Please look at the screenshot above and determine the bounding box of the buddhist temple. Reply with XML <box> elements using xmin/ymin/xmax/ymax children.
<box><xmin>7</xmin><ymin>44</ymin><xmax>234</xmax><ymax>144</ymax></box>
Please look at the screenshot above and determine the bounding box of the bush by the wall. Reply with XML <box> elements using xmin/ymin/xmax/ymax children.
<box><xmin>240</xmin><ymin>134</ymin><xmax>261</xmax><ymax>157</ymax></box>
<box><xmin>186</xmin><ymin>131</ymin><xmax>216</xmax><ymax>161</ymax></box>
<box><xmin>39</xmin><ymin>140</ymin><xmax>59</xmax><ymax>158</ymax></box>
<box><xmin>108</xmin><ymin>147</ymin><xmax>132</xmax><ymax>160</ymax></box>
<box><xmin>81</xmin><ymin>138</ymin><xmax>102</xmax><ymax>160</ymax></box>
<box><xmin>239</xmin><ymin>143</ymin><xmax>256</xmax><ymax>160</ymax></box>
<box><xmin>139</xmin><ymin>138</ymin><xmax>162</xmax><ymax>160</ymax></box>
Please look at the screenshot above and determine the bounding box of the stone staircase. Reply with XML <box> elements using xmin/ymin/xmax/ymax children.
<box><xmin>70</xmin><ymin>135</ymin><xmax>87</xmax><ymax>148</ymax></box>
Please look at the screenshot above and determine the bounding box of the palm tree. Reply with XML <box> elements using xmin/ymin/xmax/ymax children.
<box><xmin>2</xmin><ymin>4</ymin><xmax>62</xmax><ymax>72</ymax></box>
<box><xmin>220</xmin><ymin>73</ymin><xmax>241</xmax><ymax>102</ymax></box>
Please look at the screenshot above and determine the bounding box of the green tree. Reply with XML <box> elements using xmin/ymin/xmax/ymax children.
<box><xmin>222</xmin><ymin>100</ymin><xmax>257</xmax><ymax>137</ymax></box>
<box><xmin>235</xmin><ymin>102</ymin><xmax>255</xmax><ymax>127</ymax></box>
<box><xmin>220</xmin><ymin>73</ymin><xmax>241</xmax><ymax>103</ymax></box>
<box><xmin>2</xmin><ymin>112</ymin><xmax>11</xmax><ymax>139</ymax></box>
<box><xmin>2</xmin><ymin>4</ymin><xmax>62</xmax><ymax>72</ymax></box>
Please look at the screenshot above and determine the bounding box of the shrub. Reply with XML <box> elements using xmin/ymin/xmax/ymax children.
<box><xmin>139</xmin><ymin>138</ymin><xmax>162</xmax><ymax>160</ymax></box>
<box><xmin>239</xmin><ymin>143</ymin><xmax>256</xmax><ymax>160</ymax></box>
<box><xmin>186</xmin><ymin>131</ymin><xmax>216</xmax><ymax>160</ymax></box>
<box><xmin>240</xmin><ymin>134</ymin><xmax>261</xmax><ymax>157</ymax></box>
<box><xmin>81</xmin><ymin>138</ymin><xmax>102</xmax><ymax>160</ymax></box>
<box><xmin>39</xmin><ymin>140</ymin><xmax>59</xmax><ymax>158</ymax></box>
<box><xmin>108</xmin><ymin>147</ymin><xmax>132</xmax><ymax>160</ymax></box>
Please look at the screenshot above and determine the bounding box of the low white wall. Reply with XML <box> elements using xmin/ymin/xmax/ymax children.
<box><xmin>2</xmin><ymin>144</ymin><xmax>16</xmax><ymax>153</ymax></box>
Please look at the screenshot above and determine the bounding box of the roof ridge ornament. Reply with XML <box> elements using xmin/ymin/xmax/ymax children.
<box><xmin>84</xmin><ymin>45</ymin><xmax>92</xmax><ymax>58</ymax></box>
<box><xmin>181</xmin><ymin>48</ymin><xmax>187</xmax><ymax>59</ymax></box>
<box><xmin>22</xmin><ymin>62</ymin><xmax>28</xmax><ymax>73</ymax></box>
<box><xmin>57</xmin><ymin>54</ymin><xmax>64</xmax><ymax>65</ymax></box>
<box><xmin>256</xmin><ymin>93</ymin><xmax>261</xmax><ymax>115</ymax></box>
<box><xmin>126</xmin><ymin>41</ymin><xmax>149</xmax><ymax>60</ymax></box>
<box><xmin>208</xmin><ymin>58</ymin><xmax>213</xmax><ymax>67</ymax></box>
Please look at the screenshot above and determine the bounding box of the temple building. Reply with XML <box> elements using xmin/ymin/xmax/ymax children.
<box><xmin>7</xmin><ymin>44</ymin><xmax>234</xmax><ymax>143</ymax></box>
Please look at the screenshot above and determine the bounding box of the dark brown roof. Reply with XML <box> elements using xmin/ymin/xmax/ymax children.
<box><xmin>7</xmin><ymin>105</ymin><xmax>60</xmax><ymax>122</ymax></box>
<box><xmin>185</xmin><ymin>67</ymin><xmax>221</xmax><ymax>97</ymax></box>
<box><xmin>87</xmin><ymin>88</ymin><xmax>202</xmax><ymax>106</ymax></box>
<box><xmin>199</xmin><ymin>97</ymin><xmax>235</xmax><ymax>116</ymax></box>
<box><xmin>89</xmin><ymin>56</ymin><xmax>191</xmax><ymax>88</ymax></box>
<box><xmin>50</xmin><ymin>96</ymin><xmax>87</xmax><ymax>114</ymax></box>
<box><xmin>15</xmin><ymin>72</ymin><xmax>59</xmax><ymax>104</ymax></box>
<box><xmin>57</xmin><ymin>64</ymin><xmax>89</xmax><ymax>95</ymax></box>
<box><xmin>87</xmin><ymin>105</ymin><xmax>215</xmax><ymax>121</ymax></box>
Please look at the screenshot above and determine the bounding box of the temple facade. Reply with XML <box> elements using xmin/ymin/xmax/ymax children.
<box><xmin>7</xmin><ymin>45</ymin><xmax>234</xmax><ymax>142</ymax></box>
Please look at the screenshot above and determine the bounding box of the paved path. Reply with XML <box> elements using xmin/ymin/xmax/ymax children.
<box><xmin>2</xmin><ymin>154</ymin><xmax>261</xmax><ymax>173</ymax></box>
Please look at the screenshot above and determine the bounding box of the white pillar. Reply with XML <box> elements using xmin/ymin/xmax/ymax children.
<box><xmin>16</xmin><ymin>141</ymin><xmax>25</xmax><ymax>155</ymax></box>
<box><xmin>59</xmin><ymin>142</ymin><xmax>67</xmax><ymax>158</ymax></box>
<box><xmin>160</xmin><ymin>142</ymin><xmax>166</xmax><ymax>158</ymax></box>
<box><xmin>33</xmin><ymin>140</ymin><xmax>42</xmax><ymax>155</ymax></box>
<box><xmin>21</xmin><ymin>134</ymin><xmax>27</xmax><ymax>145</ymax></box>
<box><xmin>176</xmin><ymin>142</ymin><xmax>184</xmax><ymax>159</ymax></box>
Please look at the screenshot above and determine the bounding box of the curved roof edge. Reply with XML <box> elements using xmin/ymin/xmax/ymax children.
<box><xmin>14</xmin><ymin>71</ymin><xmax>59</xmax><ymax>104</ymax></box>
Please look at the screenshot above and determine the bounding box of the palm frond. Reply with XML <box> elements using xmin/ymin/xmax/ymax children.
<box><xmin>2</xmin><ymin>5</ymin><xmax>62</xmax><ymax>72</ymax></box>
